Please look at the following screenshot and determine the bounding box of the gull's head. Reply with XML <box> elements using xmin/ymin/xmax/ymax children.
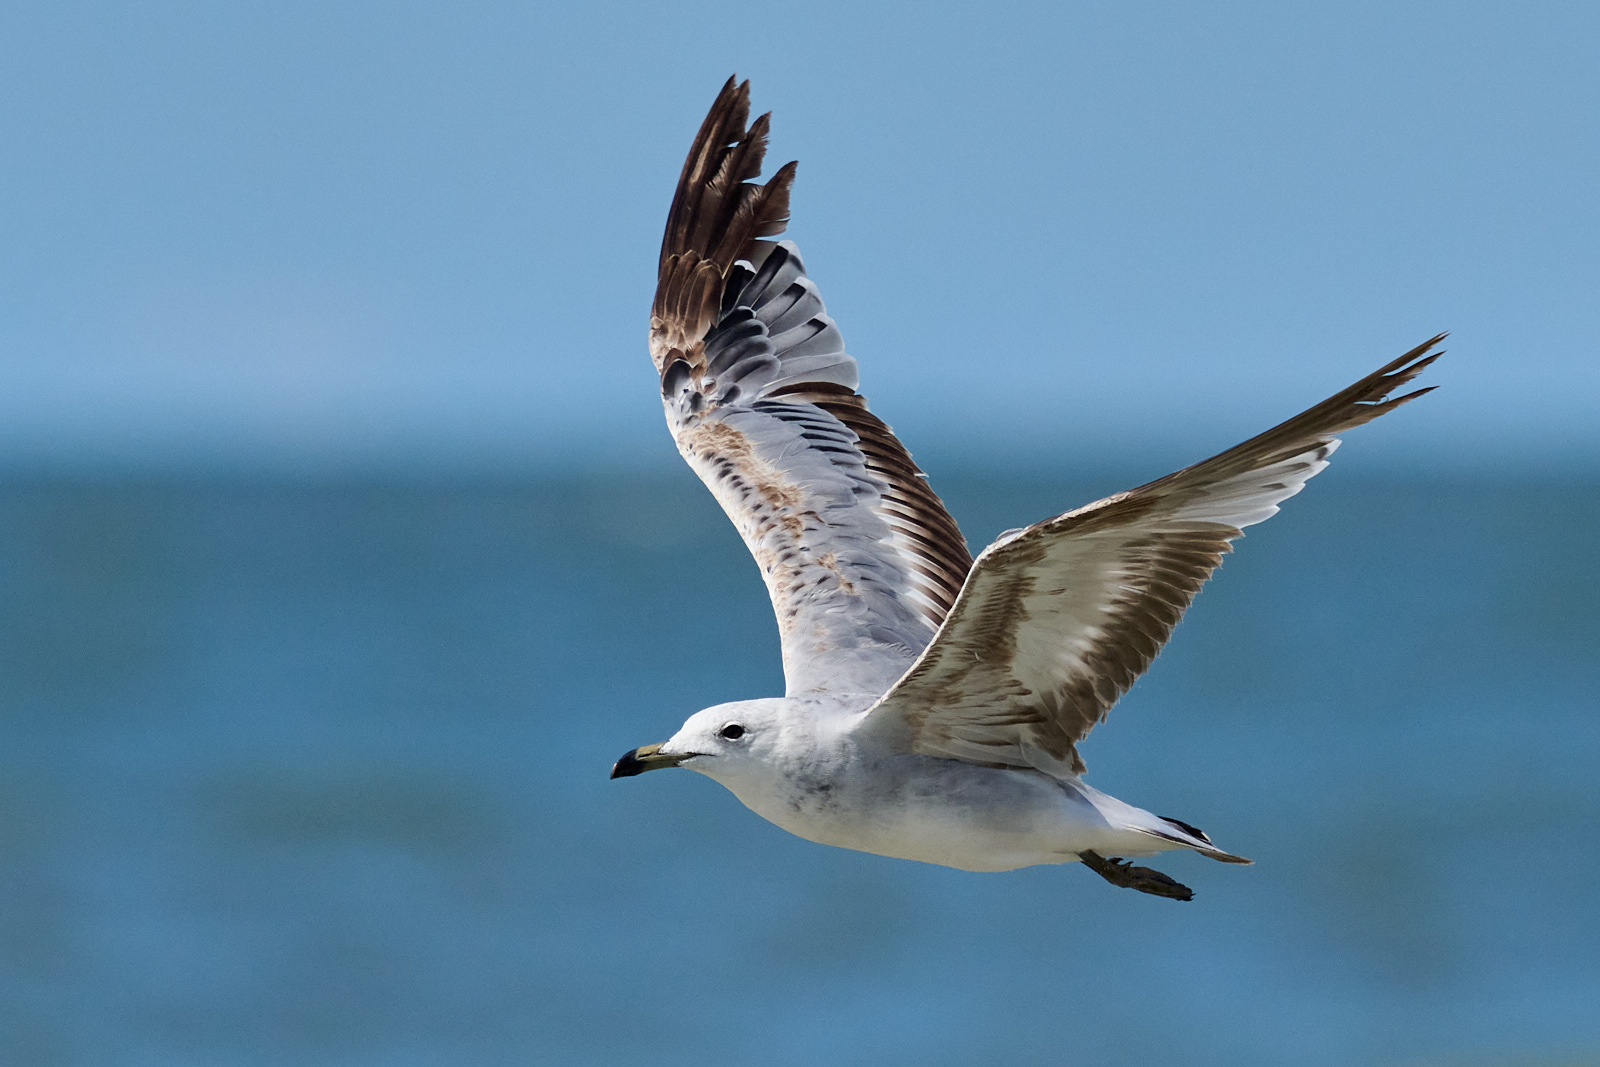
<box><xmin>610</xmin><ymin>700</ymin><xmax>790</xmax><ymax>784</ymax></box>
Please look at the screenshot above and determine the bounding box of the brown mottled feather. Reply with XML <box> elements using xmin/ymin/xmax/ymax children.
<box><xmin>869</xmin><ymin>337</ymin><xmax>1443</xmax><ymax>775</ymax></box>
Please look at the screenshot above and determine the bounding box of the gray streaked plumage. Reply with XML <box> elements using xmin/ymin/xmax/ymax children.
<box><xmin>617</xmin><ymin>77</ymin><xmax>1441</xmax><ymax>899</ymax></box>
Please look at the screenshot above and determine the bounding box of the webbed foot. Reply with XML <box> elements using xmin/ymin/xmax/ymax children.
<box><xmin>1079</xmin><ymin>849</ymin><xmax>1194</xmax><ymax>901</ymax></box>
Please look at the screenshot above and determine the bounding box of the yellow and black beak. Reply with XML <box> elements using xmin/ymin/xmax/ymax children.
<box><xmin>610</xmin><ymin>743</ymin><xmax>690</xmax><ymax>779</ymax></box>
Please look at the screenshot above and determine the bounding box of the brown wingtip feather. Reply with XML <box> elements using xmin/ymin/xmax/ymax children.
<box><xmin>1157</xmin><ymin>333</ymin><xmax>1446</xmax><ymax>487</ymax></box>
<box><xmin>657</xmin><ymin>77</ymin><xmax>798</xmax><ymax>274</ymax></box>
<box><xmin>651</xmin><ymin>79</ymin><xmax>801</xmax><ymax>375</ymax></box>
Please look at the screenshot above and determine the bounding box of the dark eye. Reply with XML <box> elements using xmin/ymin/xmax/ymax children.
<box><xmin>718</xmin><ymin>722</ymin><xmax>746</xmax><ymax>741</ymax></box>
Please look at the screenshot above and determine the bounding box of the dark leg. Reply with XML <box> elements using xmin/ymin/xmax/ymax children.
<box><xmin>1079</xmin><ymin>850</ymin><xmax>1194</xmax><ymax>901</ymax></box>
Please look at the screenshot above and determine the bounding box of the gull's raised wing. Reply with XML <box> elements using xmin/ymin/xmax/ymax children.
<box><xmin>651</xmin><ymin>78</ymin><xmax>972</xmax><ymax>697</ymax></box>
<box><xmin>861</xmin><ymin>337</ymin><xmax>1444</xmax><ymax>775</ymax></box>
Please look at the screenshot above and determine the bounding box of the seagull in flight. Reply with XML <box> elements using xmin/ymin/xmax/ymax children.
<box><xmin>612</xmin><ymin>77</ymin><xmax>1441</xmax><ymax>900</ymax></box>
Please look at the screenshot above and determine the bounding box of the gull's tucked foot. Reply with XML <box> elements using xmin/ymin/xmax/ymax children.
<box><xmin>1079</xmin><ymin>850</ymin><xmax>1194</xmax><ymax>901</ymax></box>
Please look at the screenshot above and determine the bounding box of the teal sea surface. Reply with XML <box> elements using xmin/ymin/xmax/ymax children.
<box><xmin>1</xmin><ymin>470</ymin><xmax>1596</xmax><ymax>1066</ymax></box>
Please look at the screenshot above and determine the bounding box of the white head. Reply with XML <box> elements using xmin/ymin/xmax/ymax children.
<box><xmin>609</xmin><ymin>698</ymin><xmax>805</xmax><ymax>792</ymax></box>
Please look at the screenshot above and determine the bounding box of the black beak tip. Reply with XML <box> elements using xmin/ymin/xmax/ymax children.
<box><xmin>610</xmin><ymin>748</ymin><xmax>644</xmax><ymax>779</ymax></box>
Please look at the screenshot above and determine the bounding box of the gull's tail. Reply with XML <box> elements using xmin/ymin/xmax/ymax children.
<box><xmin>1075</xmin><ymin>781</ymin><xmax>1254</xmax><ymax>864</ymax></box>
<box><xmin>1131</xmin><ymin>814</ymin><xmax>1254</xmax><ymax>865</ymax></box>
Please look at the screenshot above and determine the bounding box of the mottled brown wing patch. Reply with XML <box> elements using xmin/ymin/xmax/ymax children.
<box><xmin>865</xmin><ymin>337</ymin><xmax>1444</xmax><ymax>774</ymax></box>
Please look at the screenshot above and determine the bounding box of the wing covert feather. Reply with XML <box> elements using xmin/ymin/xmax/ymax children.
<box><xmin>863</xmin><ymin>336</ymin><xmax>1444</xmax><ymax>774</ymax></box>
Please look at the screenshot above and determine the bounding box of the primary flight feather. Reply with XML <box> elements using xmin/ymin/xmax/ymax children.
<box><xmin>613</xmin><ymin>77</ymin><xmax>1440</xmax><ymax>900</ymax></box>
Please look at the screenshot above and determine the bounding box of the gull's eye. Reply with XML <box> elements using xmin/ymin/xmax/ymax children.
<box><xmin>718</xmin><ymin>722</ymin><xmax>746</xmax><ymax>741</ymax></box>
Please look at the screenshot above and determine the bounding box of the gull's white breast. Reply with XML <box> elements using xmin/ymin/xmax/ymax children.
<box><xmin>712</xmin><ymin>749</ymin><xmax>1168</xmax><ymax>873</ymax></box>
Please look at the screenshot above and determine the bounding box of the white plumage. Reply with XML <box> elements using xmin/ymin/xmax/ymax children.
<box><xmin>613</xmin><ymin>78</ymin><xmax>1440</xmax><ymax>900</ymax></box>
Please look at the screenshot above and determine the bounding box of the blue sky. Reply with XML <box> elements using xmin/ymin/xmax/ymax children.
<box><xmin>0</xmin><ymin>1</ymin><xmax>1594</xmax><ymax>474</ymax></box>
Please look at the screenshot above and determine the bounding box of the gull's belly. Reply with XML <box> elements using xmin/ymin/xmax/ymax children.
<box><xmin>732</xmin><ymin>758</ymin><xmax>1131</xmax><ymax>872</ymax></box>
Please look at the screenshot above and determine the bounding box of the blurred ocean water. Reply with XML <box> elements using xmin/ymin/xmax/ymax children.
<box><xmin>0</xmin><ymin>470</ymin><xmax>1596</xmax><ymax>1066</ymax></box>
